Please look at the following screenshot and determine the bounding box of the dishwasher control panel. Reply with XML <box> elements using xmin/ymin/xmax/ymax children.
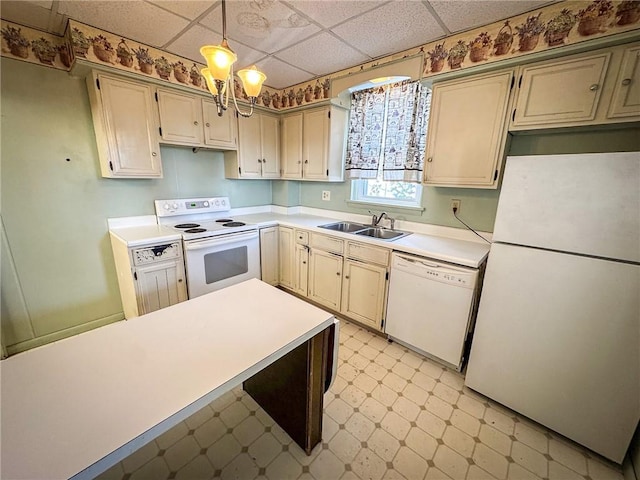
<box><xmin>393</xmin><ymin>254</ymin><xmax>478</xmax><ymax>288</ymax></box>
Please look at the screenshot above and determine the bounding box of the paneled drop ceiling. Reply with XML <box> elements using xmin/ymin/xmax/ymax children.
<box><xmin>0</xmin><ymin>0</ymin><xmax>555</xmax><ymax>89</ymax></box>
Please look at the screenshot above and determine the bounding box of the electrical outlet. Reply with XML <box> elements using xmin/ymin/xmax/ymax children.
<box><xmin>451</xmin><ymin>199</ymin><xmax>461</xmax><ymax>213</ymax></box>
<box><xmin>322</xmin><ymin>190</ymin><xmax>331</xmax><ymax>201</ymax></box>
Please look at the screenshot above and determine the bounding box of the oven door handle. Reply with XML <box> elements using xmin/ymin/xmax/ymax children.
<box><xmin>184</xmin><ymin>230</ymin><xmax>258</xmax><ymax>251</ymax></box>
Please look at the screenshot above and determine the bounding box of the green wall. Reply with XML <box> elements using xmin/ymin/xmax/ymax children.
<box><xmin>1</xmin><ymin>58</ymin><xmax>271</xmax><ymax>353</ymax></box>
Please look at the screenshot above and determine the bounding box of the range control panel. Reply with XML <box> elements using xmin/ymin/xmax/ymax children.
<box><xmin>155</xmin><ymin>197</ymin><xmax>230</xmax><ymax>217</ymax></box>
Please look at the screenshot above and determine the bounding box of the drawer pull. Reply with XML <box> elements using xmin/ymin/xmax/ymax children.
<box><xmin>427</xmin><ymin>157</ymin><xmax>433</xmax><ymax>163</ymax></box>
<box><xmin>589</xmin><ymin>84</ymin><xmax>599</xmax><ymax>91</ymax></box>
<box><xmin>622</xmin><ymin>78</ymin><xmax>632</xmax><ymax>86</ymax></box>
<box><xmin>206</xmin><ymin>122</ymin><xmax>211</xmax><ymax>127</ymax></box>
<box><xmin>194</xmin><ymin>121</ymin><xmax>199</xmax><ymax>126</ymax></box>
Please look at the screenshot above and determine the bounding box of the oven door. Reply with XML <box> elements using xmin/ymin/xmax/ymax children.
<box><xmin>183</xmin><ymin>230</ymin><xmax>260</xmax><ymax>298</ymax></box>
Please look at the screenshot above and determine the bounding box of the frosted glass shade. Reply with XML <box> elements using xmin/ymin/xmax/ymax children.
<box><xmin>201</xmin><ymin>68</ymin><xmax>227</xmax><ymax>95</ymax></box>
<box><xmin>200</xmin><ymin>42</ymin><xmax>237</xmax><ymax>81</ymax></box>
<box><xmin>237</xmin><ymin>66</ymin><xmax>266</xmax><ymax>98</ymax></box>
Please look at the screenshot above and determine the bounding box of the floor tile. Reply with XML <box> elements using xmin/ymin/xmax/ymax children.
<box><xmin>101</xmin><ymin>319</ymin><xmax>624</xmax><ymax>480</ymax></box>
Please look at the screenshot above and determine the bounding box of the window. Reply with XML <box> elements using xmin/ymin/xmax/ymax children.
<box><xmin>346</xmin><ymin>81</ymin><xmax>430</xmax><ymax>209</ymax></box>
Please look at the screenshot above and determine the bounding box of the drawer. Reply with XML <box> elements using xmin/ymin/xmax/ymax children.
<box><xmin>310</xmin><ymin>233</ymin><xmax>344</xmax><ymax>254</ymax></box>
<box><xmin>295</xmin><ymin>229</ymin><xmax>309</xmax><ymax>245</ymax></box>
<box><xmin>347</xmin><ymin>242</ymin><xmax>390</xmax><ymax>266</ymax></box>
<box><xmin>131</xmin><ymin>242</ymin><xmax>182</xmax><ymax>265</ymax></box>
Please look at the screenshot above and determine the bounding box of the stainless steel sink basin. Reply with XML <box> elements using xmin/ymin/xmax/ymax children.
<box><xmin>318</xmin><ymin>221</ymin><xmax>369</xmax><ymax>233</ymax></box>
<box><xmin>318</xmin><ymin>222</ymin><xmax>411</xmax><ymax>241</ymax></box>
<box><xmin>355</xmin><ymin>228</ymin><xmax>411</xmax><ymax>240</ymax></box>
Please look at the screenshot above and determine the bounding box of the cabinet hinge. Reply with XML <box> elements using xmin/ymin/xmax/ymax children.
<box><xmin>326</xmin><ymin>169</ymin><xmax>329</xmax><ymax>176</ymax></box>
<box><xmin>381</xmin><ymin>318</ymin><xmax>385</xmax><ymax>330</ymax></box>
<box><xmin>109</xmin><ymin>161</ymin><xmax>114</xmax><ymax>171</ymax></box>
<box><xmin>494</xmin><ymin>169</ymin><xmax>498</xmax><ymax>181</ymax></box>
<box><xmin>239</xmin><ymin>167</ymin><xmax>242</xmax><ymax>174</ymax></box>
<box><xmin>510</xmin><ymin>75</ymin><xmax>515</xmax><ymax>90</ymax></box>
<box><xmin>154</xmin><ymin>92</ymin><xmax>158</xmax><ymax>102</ymax></box>
<box><xmin>512</xmin><ymin>109</ymin><xmax>516</xmax><ymax>122</ymax></box>
<box><xmin>133</xmin><ymin>271</ymin><xmax>137</xmax><ymax>281</ymax></box>
<box><xmin>385</xmin><ymin>271</ymin><xmax>389</xmax><ymax>280</ymax></box>
<box><xmin>96</xmin><ymin>78</ymin><xmax>100</xmax><ymax>90</ymax></box>
<box><xmin>518</xmin><ymin>75</ymin><xmax>523</xmax><ymax>88</ymax></box>
<box><xmin>159</xmin><ymin>127</ymin><xmax>163</xmax><ymax>136</ymax></box>
<box><xmin>328</xmin><ymin>110</ymin><xmax>331</xmax><ymax>119</ymax></box>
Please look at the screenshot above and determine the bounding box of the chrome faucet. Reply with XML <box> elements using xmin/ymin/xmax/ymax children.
<box><xmin>368</xmin><ymin>211</ymin><xmax>395</xmax><ymax>229</ymax></box>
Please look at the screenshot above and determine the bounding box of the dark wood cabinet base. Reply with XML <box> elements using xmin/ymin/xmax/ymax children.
<box><xmin>244</xmin><ymin>325</ymin><xmax>334</xmax><ymax>455</ymax></box>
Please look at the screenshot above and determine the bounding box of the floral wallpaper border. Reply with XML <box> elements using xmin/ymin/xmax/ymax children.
<box><xmin>2</xmin><ymin>0</ymin><xmax>639</xmax><ymax>113</ymax></box>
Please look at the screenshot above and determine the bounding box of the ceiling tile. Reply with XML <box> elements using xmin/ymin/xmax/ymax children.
<box><xmin>332</xmin><ymin>1</ymin><xmax>445</xmax><ymax>58</ymax></box>
<box><xmin>199</xmin><ymin>1</ymin><xmax>320</xmax><ymax>54</ymax></box>
<box><xmin>57</xmin><ymin>1</ymin><xmax>190</xmax><ymax>47</ymax></box>
<box><xmin>0</xmin><ymin>1</ymin><xmax>57</xmax><ymax>33</ymax></box>
<box><xmin>287</xmin><ymin>0</ymin><xmax>386</xmax><ymax>28</ymax></box>
<box><xmin>276</xmin><ymin>31</ymin><xmax>369</xmax><ymax>77</ymax></box>
<box><xmin>167</xmin><ymin>24</ymin><xmax>267</xmax><ymax>67</ymax></box>
<box><xmin>429</xmin><ymin>0</ymin><xmax>552</xmax><ymax>33</ymax></box>
<box><xmin>256</xmin><ymin>56</ymin><xmax>313</xmax><ymax>89</ymax></box>
<box><xmin>147</xmin><ymin>1</ymin><xmax>214</xmax><ymax>21</ymax></box>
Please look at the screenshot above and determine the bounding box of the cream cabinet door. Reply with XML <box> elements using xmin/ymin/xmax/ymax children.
<box><xmin>88</xmin><ymin>73</ymin><xmax>162</xmax><ymax>178</ymax></box>
<box><xmin>278</xmin><ymin>226</ymin><xmax>294</xmax><ymax>289</ymax></box>
<box><xmin>203</xmin><ymin>100</ymin><xmax>237</xmax><ymax>149</ymax></box>
<box><xmin>308</xmin><ymin>249</ymin><xmax>342</xmax><ymax>311</ymax></box>
<box><xmin>156</xmin><ymin>89</ymin><xmax>203</xmax><ymax>145</ymax></box>
<box><xmin>135</xmin><ymin>261</ymin><xmax>187</xmax><ymax>315</ymax></box>
<box><xmin>236</xmin><ymin>114</ymin><xmax>262</xmax><ymax>178</ymax></box>
<box><xmin>425</xmin><ymin>70</ymin><xmax>514</xmax><ymax>188</ymax></box>
<box><xmin>341</xmin><ymin>259</ymin><xmax>387</xmax><ymax>331</ymax></box>
<box><xmin>259</xmin><ymin>227</ymin><xmax>279</xmax><ymax>286</ymax></box>
<box><xmin>303</xmin><ymin>107</ymin><xmax>329</xmax><ymax>180</ymax></box>
<box><xmin>281</xmin><ymin>113</ymin><xmax>303</xmax><ymax>178</ymax></box>
<box><xmin>607</xmin><ymin>46</ymin><xmax>640</xmax><ymax>119</ymax></box>
<box><xmin>260</xmin><ymin>113</ymin><xmax>280</xmax><ymax>178</ymax></box>
<box><xmin>512</xmin><ymin>53</ymin><xmax>610</xmax><ymax>128</ymax></box>
<box><xmin>293</xmin><ymin>243</ymin><xmax>309</xmax><ymax>296</ymax></box>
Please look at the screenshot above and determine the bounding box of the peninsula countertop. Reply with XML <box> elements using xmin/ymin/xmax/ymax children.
<box><xmin>1</xmin><ymin>279</ymin><xmax>336</xmax><ymax>480</ymax></box>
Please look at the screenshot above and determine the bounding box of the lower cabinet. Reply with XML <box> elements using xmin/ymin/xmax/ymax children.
<box><xmin>341</xmin><ymin>259</ymin><xmax>387</xmax><ymax>331</ymax></box>
<box><xmin>259</xmin><ymin>227</ymin><xmax>279</xmax><ymax>286</ymax></box>
<box><xmin>308</xmin><ymin>249</ymin><xmax>343</xmax><ymax>311</ymax></box>
<box><xmin>275</xmin><ymin>229</ymin><xmax>390</xmax><ymax>331</ymax></box>
<box><xmin>135</xmin><ymin>260</ymin><xmax>187</xmax><ymax>315</ymax></box>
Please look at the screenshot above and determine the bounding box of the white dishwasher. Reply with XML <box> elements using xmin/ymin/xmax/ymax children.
<box><xmin>386</xmin><ymin>252</ymin><xmax>479</xmax><ymax>371</ymax></box>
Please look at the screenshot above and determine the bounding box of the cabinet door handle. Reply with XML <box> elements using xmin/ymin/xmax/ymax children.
<box><xmin>152</xmin><ymin>152</ymin><xmax>157</xmax><ymax>157</ymax></box>
<box><xmin>427</xmin><ymin>157</ymin><xmax>432</xmax><ymax>163</ymax></box>
<box><xmin>206</xmin><ymin>122</ymin><xmax>211</xmax><ymax>127</ymax></box>
<box><xmin>302</xmin><ymin>261</ymin><xmax>306</xmax><ymax>265</ymax></box>
<box><xmin>345</xmin><ymin>275</ymin><xmax>349</xmax><ymax>279</ymax></box>
<box><xmin>258</xmin><ymin>158</ymin><xmax>262</xmax><ymax>163</ymax></box>
<box><xmin>178</xmin><ymin>279</ymin><xmax>183</xmax><ymax>283</ymax></box>
<box><xmin>297</xmin><ymin>160</ymin><xmax>301</xmax><ymax>164</ymax></box>
<box><xmin>589</xmin><ymin>84</ymin><xmax>599</xmax><ymax>91</ymax></box>
<box><xmin>263</xmin><ymin>158</ymin><xmax>266</xmax><ymax>163</ymax></box>
<box><xmin>305</xmin><ymin>160</ymin><xmax>309</xmax><ymax>164</ymax></box>
<box><xmin>336</xmin><ymin>272</ymin><xmax>340</xmax><ymax>276</ymax></box>
<box><xmin>622</xmin><ymin>78</ymin><xmax>632</xmax><ymax>86</ymax></box>
<box><xmin>194</xmin><ymin>121</ymin><xmax>199</xmax><ymax>126</ymax></box>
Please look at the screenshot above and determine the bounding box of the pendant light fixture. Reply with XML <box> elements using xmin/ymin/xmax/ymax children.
<box><xmin>200</xmin><ymin>0</ymin><xmax>266</xmax><ymax>117</ymax></box>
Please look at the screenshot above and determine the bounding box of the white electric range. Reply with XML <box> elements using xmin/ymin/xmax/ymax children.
<box><xmin>155</xmin><ymin>197</ymin><xmax>261</xmax><ymax>298</ymax></box>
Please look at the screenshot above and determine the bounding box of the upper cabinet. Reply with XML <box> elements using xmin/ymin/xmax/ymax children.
<box><xmin>225</xmin><ymin>111</ymin><xmax>280</xmax><ymax>178</ymax></box>
<box><xmin>86</xmin><ymin>71</ymin><xmax>162</xmax><ymax>178</ymax></box>
<box><xmin>156</xmin><ymin>88</ymin><xmax>237</xmax><ymax>150</ymax></box>
<box><xmin>607</xmin><ymin>45</ymin><xmax>640</xmax><ymax>120</ymax></box>
<box><xmin>424</xmin><ymin>69</ymin><xmax>515</xmax><ymax>189</ymax></box>
<box><xmin>510</xmin><ymin>42</ymin><xmax>640</xmax><ymax>130</ymax></box>
<box><xmin>281</xmin><ymin>105</ymin><xmax>348</xmax><ymax>182</ymax></box>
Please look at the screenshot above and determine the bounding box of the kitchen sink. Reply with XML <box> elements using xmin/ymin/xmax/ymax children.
<box><xmin>318</xmin><ymin>222</ymin><xmax>411</xmax><ymax>241</ymax></box>
<box><xmin>318</xmin><ymin>221</ymin><xmax>370</xmax><ymax>233</ymax></box>
<box><xmin>355</xmin><ymin>228</ymin><xmax>411</xmax><ymax>240</ymax></box>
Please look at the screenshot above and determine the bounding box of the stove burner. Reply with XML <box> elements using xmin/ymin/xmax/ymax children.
<box><xmin>215</xmin><ymin>219</ymin><xmax>233</xmax><ymax>223</ymax></box>
<box><xmin>175</xmin><ymin>223</ymin><xmax>200</xmax><ymax>229</ymax></box>
<box><xmin>185</xmin><ymin>228</ymin><xmax>207</xmax><ymax>233</ymax></box>
<box><xmin>223</xmin><ymin>222</ymin><xmax>246</xmax><ymax>227</ymax></box>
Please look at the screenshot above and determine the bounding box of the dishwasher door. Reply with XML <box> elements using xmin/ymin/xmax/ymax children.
<box><xmin>386</xmin><ymin>253</ymin><xmax>479</xmax><ymax>370</ymax></box>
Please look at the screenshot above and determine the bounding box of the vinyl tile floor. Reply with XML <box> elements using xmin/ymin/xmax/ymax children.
<box><xmin>96</xmin><ymin>319</ymin><xmax>625</xmax><ymax>480</ymax></box>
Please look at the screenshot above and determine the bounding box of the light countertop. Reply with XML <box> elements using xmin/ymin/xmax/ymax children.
<box><xmin>233</xmin><ymin>213</ymin><xmax>490</xmax><ymax>268</ymax></box>
<box><xmin>0</xmin><ymin>279</ymin><xmax>336</xmax><ymax>480</ymax></box>
<box><xmin>109</xmin><ymin>224</ymin><xmax>181</xmax><ymax>247</ymax></box>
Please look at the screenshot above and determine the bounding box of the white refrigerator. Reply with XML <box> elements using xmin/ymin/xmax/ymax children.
<box><xmin>464</xmin><ymin>152</ymin><xmax>640</xmax><ymax>463</ymax></box>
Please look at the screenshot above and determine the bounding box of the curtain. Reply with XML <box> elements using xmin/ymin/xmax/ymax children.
<box><xmin>344</xmin><ymin>80</ymin><xmax>431</xmax><ymax>182</ymax></box>
<box><xmin>344</xmin><ymin>87</ymin><xmax>386</xmax><ymax>179</ymax></box>
<box><xmin>382</xmin><ymin>81</ymin><xmax>431</xmax><ymax>182</ymax></box>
